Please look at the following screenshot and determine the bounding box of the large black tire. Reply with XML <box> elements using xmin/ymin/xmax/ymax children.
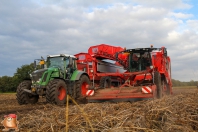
<box><xmin>16</xmin><ymin>80</ymin><xmax>39</xmax><ymax>105</ymax></box>
<box><xmin>154</xmin><ymin>71</ymin><xmax>162</xmax><ymax>99</ymax></box>
<box><xmin>99</xmin><ymin>76</ymin><xmax>111</xmax><ymax>88</ymax></box>
<box><xmin>162</xmin><ymin>78</ymin><xmax>170</xmax><ymax>95</ymax></box>
<box><xmin>76</xmin><ymin>75</ymin><xmax>91</xmax><ymax>99</ymax></box>
<box><xmin>46</xmin><ymin>79</ymin><xmax>67</xmax><ymax>105</ymax></box>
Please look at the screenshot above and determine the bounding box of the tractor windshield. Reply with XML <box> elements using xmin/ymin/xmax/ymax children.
<box><xmin>129</xmin><ymin>51</ymin><xmax>151</xmax><ymax>72</ymax></box>
<box><xmin>47</xmin><ymin>57</ymin><xmax>69</xmax><ymax>70</ymax></box>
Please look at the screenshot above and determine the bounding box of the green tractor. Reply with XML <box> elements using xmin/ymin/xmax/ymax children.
<box><xmin>16</xmin><ymin>54</ymin><xmax>91</xmax><ymax>105</ymax></box>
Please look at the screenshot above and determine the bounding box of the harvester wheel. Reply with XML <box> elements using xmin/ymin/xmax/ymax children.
<box><xmin>76</xmin><ymin>75</ymin><xmax>91</xmax><ymax>99</ymax></box>
<box><xmin>154</xmin><ymin>71</ymin><xmax>162</xmax><ymax>99</ymax></box>
<box><xmin>99</xmin><ymin>76</ymin><xmax>111</xmax><ymax>88</ymax></box>
<box><xmin>16</xmin><ymin>80</ymin><xmax>39</xmax><ymax>105</ymax></box>
<box><xmin>162</xmin><ymin>79</ymin><xmax>170</xmax><ymax>95</ymax></box>
<box><xmin>46</xmin><ymin>79</ymin><xmax>67</xmax><ymax>105</ymax></box>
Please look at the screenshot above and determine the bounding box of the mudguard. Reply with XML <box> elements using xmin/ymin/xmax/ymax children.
<box><xmin>70</xmin><ymin>70</ymin><xmax>89</xmax><ymax>81</ymax></box>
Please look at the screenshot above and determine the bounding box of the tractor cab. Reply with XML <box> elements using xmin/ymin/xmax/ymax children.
<box><xmin>123</xmin><ymin>47</ymin><xmax>168</xmax><ymax>73</ymax></box>
<box><xmin>122</xmin><ymin>48</ymin><xmax>153</xmax><ymax>72</ymax></box>
<box><xmin>46</xmin><ymin>54</ymin><xmax>77</xmax><ymax>79</ymax></box>
<box><xmin>129</xmin><ymin>51</ymin><xmax>151</xmax><ymax>72</ymax></box>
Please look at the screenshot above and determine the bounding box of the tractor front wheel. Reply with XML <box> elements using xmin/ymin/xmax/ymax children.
<box><xmin>46</xmin><ymin>79</ymin><xmax>67</xmax><ymax>105</ymax></box>
<box><xmin>16</xmin><ymin>80</ymin><xmax>39</xmax><ymax>105</ymax></box>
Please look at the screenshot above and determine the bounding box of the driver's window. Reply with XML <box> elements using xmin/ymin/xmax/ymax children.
<box><xmin>130</xmin><ymin>53</ymin><xmax>140</xmax><ymax>71</ymax></box>
<box><xmin>49</xmin><ymin>59</ymin><xmax>55</xmax><ymax>67</ymax></box>
<box><xmin>132</xmin><ymin>53</ymin><xmax>140</xmax><ymax>61</ymax></box>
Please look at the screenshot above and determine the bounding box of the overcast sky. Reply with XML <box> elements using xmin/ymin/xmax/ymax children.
<box><xmin>0</xmin><ymin>0</ymin><xmax>198</xmax><ymax>81</ymax></box>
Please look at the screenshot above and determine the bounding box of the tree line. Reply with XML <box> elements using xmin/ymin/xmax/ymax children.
<box><xmin>0</xmin><ymin>63</ymin><xmax>197</xmax><ymax>93</ymax></box>
<box><xmin>0</xmin><ymin>63</ymin><xmax>34</xmax><ymax>93</ymax></box>
<box><xmin>171</xmin><ymin>79</ymin><xmax>198</xmax><ymax>87</ymax></box>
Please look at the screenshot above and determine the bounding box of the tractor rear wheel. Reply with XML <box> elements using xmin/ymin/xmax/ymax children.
<box><xmin>76</xmin><ymin>75</ymin><xmax>91</xmax><ymax>100</ymax></box>
<box><xmin>16</xmin><ymin>80</ymin><xmax>39</xmax><ymax>105</ymax></box>
<box><xmin>46</xmin><ymin>79</ymin><xmax>67</xmax><ymax>105</ymax></box>
<box><xmin>99</xmin><ymin>76</ymin><xmax>111</xmax><ymax>88</ymax></box>
<box><xmin>154</xmin><ymin>71</ymin><xmax>162</xmax><ymax>99</ymax></box>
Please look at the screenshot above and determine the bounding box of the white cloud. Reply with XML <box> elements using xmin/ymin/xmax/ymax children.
<box><xmin>187</xmin><ymin>20</ymin><xmax>198</xmax><ymax>31</ymax></box>
<box><xmin>132</xmin><ymin>0</ymin><xmax>191</xmax><ymax>9</ymax></box>
<box><xmin>170</xmin><ymin>12</ymin><xmax>193</xmax><ymax>19</ymax></box>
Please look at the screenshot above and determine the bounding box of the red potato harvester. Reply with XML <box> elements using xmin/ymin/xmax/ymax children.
<box><xmin>75</xmin><ymin>44</ymin><xmax>172</xmax><ymax>102</ymax></box>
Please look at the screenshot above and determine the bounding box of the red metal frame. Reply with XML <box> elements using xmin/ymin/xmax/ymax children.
<box><xmin>75</xmin><ymin>44</ymin><xmax>126</xmax><ymax>86</ymax></box>
<box><xmin>87</xmin><ymin>85</ymin><xmax>156</xmax><ymax>100</ymax></box>
<box><xmin>151</xmin><ymin>47</ymin><xmax>172</xmax><ymax>94</ymax></box>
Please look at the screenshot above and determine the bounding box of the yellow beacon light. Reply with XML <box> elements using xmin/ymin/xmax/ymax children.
<box><xmin>40</xmin><ymin>60</ymin><xmax>45</xmax><ymax>65</ymax></box>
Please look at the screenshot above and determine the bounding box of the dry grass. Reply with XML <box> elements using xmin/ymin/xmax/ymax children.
<box><xmin>0</xmin><ymin>89</ymin><xmax>198</xmax><ymax>132</ymax></box>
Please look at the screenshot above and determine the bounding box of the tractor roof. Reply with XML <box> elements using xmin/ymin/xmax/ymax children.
<box><xmin>47</xmin><ymin>54</ymin><xmax>76</xmax><ymax>58</ymax></box>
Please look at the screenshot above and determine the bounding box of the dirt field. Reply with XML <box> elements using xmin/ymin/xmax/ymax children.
<box><xmin>0</xmin><ymin>87</ymin><xmax>198</xmax><ymax>132</ymax></box>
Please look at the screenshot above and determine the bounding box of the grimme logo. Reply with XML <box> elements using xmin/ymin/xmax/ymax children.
<box><xmin>1</xmin><ymin>114</ymin><xmax>19</xmax><ymax>132</ymax></box>
<box><xmin>92</xmin><ymin>47</ymin><xmax>98</xmax><ymax>53</ymax></box>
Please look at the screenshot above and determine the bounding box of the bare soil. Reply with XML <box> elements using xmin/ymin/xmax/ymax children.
<box><xmin>0</xmin><ymin>87</ymin><xmax>198</xmax><ymax>132</ymax></box>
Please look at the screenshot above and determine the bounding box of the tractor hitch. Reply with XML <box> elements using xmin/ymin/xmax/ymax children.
<box><xmin>23</xmin><ymin>89</ymin><xmax>37</xmax><ymax>95</ymax></box>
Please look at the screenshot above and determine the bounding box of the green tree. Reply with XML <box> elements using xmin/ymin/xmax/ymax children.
<box><xmin>0</xmin><ymin>63</ymin><xmax>34</xmax><ymax>93</ymax></box>
<box><xmin>172</xmin><ymin>79</ymin><xmax>198</xmax><ymax>87</ymax></box>
<box><xmin>0</xmin><ymin>76</ymin><xmax>14</xmax><ymax>92</ymax></box>
<box><xmin>13</xmin><ymin>63</ymin><xmax>34</xmax><ymax>86</ymax></box>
